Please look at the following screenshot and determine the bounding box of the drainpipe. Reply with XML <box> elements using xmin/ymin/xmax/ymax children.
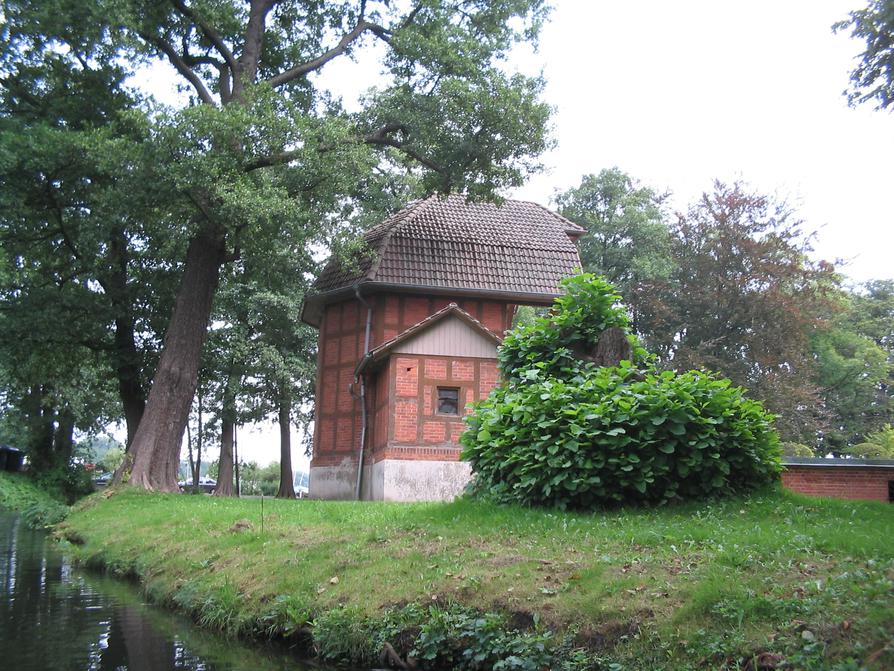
<box><xmin>354</xmin><ymin>286</ymin><xmax>372</xmax><ymax>500</ymax></box>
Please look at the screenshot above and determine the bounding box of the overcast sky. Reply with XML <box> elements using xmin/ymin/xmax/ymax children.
<box><xmin>507</xmin><ymin>1</ymin><xmax>893</xmax><ymax>284</ymax></box>
<box><xmin>141</xmin><ymin>1</ymin><xmax>893</xmax><ymax>467</ymax></box>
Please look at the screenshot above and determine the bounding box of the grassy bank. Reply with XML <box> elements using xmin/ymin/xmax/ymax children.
<box><xmin>0</xmin><ymin>471</ymin><xmax>69</xmax><ymax>527</ymax></box>
<box><xmin>61</xmin><ymin>487</ymin><xmax>893</xmax><ymax>670</ymax></box>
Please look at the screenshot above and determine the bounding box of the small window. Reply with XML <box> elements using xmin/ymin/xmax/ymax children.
<box><xmin>437</xmin><ymin>387</ymin><xmax>460</xmax><ymax>415</ymax></box>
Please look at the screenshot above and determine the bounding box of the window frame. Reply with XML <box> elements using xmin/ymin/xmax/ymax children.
<box><xmin>436</xmin><ymin>386</ymin><xmax>461</xmax><ymax>416</ymax></box>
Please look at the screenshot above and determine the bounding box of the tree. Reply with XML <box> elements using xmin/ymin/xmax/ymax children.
<box><xmin>812</xmin><ymin>286</ymin><xmax>891</xmax><ymax>451</ymax></box>
<box><xmin>0</xmin><ymin>43</ymin><xmax>180</xmax><ymax>453</ymax></box>
<box><xmin>553</xmin><ymin>168</ymin><xmax>673</xmax><ymax>331</ymax></box>
<box><xmin>834</xmin><ymin>1</ymin><xmax>894</xmax><ymax>109</ymax></box>
<box><xmin>638</xmin><ymin>181</ymin><xmax>838</xmax><ymax>442</ymax></box>
<box><xmin>2</xmin><ymin>0</ymin><xmax>552</xmax><ymax>491</ymax></box>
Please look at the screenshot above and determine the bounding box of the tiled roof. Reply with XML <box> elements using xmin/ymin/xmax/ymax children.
<box><xmin>313</xmin><ymin>194</ymin><xmax>583</xmax><ymax>296</ymax></box>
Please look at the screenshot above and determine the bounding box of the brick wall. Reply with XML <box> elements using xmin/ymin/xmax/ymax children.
<box><xmin>781</xmin><ymin>463</ymin><xmax>893</xmax><ymax>502</ymax></box>
<box><xmin>368</xmin><ymin>352</ymin><xmax>501</xmax><ymax>463</ymax></box>
<box><xmin>311</xmin><ymin>298</ymin><xmax>365</xmax><ymax>468</ymax></box>
<box><xmin>313</xmin><ymin>293</ymin><xmax>516</xmax><ymax>469</ymax></box>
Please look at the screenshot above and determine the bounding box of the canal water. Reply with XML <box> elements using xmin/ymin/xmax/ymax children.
<box><xmin>0</xmin><ymin>511</ymin><xmax>321</xmax><ymax>671</ymax></box>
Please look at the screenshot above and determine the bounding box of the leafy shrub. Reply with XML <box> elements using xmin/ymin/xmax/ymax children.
<box><xmin>462</xmin><ymin>273</ymin><xmax>782</xmax><ymax>508</ymax></box>
<box><xmin>499</xmin><ymin>273</ymin><xmax>647</xmax><ymax>381</ymax></box>
<box><xmin>781</xmin><ymin>442</ymin><xmax>815</xmax><ymax>457</ymax></box>
<box><xmin>462</xmin><ymin>365</ymin><xmax>781</xmax><ymax>508</ymax></box>
<box><xmin>844</xmin><ymin>425</ymin><xmax>894</xmax><ymax>458</ymax></box>
<box><xmin>21</xmin><ymin>499</ymin><xmax>69</xmax><ymax>528</ymax></box>
<box><xmin>34</xmin><ymin>463</ymin><xmax>94</xmax><ymax>504</ymax></box>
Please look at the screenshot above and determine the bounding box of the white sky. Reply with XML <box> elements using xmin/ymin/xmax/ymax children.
<box><xmin>138</xmin><ymin>0</ymin><xmax>892</xmax><ymax>467</ymax></box>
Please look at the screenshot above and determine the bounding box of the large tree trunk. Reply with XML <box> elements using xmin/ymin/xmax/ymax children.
<box><xmin>24</xmin><ymin>385</ymin><xmax>55</xmax><ymax>472</ymax></box>
<box><xmin>276</xmin><ymin>389</ymin><xmax>295</xmax><ymax>499</ymax></box>
<box><xmin>122</xmin><ymin>227</ymin><xmax>225</xmax><ymax>491</ymax></box>
<box><xmin>192</xmin><ymin>390</ymin><xmax>203</xmax><ymax>489</ymax></box>
<box><xmin>213</xmin><ymin>373</ymin><xmax>238</xmax><ymax>497</ymax></box>
<box><xmin>214</xmin><ymin>417</ymin><xmax>235</xmax><ymax>496</ymax></box>
<box><xmin>105</xmin><ymin>228</ymin><xmax>146</xmax><ymax>449</ymax></box>
<box><xmin>52</xmin><ymin>408</ymin><xmax>75</xmax><ymax>467</ymax></box>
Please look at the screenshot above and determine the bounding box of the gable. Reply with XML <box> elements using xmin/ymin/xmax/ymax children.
<box><xmin>392</xmin><ymin>315</ymin><xmax>498</xmax><ymax>359</ymax></box>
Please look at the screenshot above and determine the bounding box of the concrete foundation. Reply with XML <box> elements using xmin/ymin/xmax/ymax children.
<box><xmin>309</xmin><ymin>458</ymin><xmax>471</xmax><ymax>501</ymax></box>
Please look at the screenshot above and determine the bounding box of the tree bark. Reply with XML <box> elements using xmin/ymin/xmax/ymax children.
<box><xmin>276</xmin><ymin>389</ymin><xmax>295</xmax><ymax>499</ymax></box>
<box><xmin>213</xmin><ymin>372</ymin><xmax>238</xmax><ymax>496</ymax></box>
<box><xmin>52</xmin><ymin>408</ymin><xmax>75</xmax><ymax>467</ymax></box>
<box><xmin>121</xmin><ymin>226</ymin><xmax>226</xmax><ymax>491</ymax></box>
<box><xmin>105</xmin><ymin>228</ymin><xmax>146</xmax><ymax>449</ymax></box>
<box><xmin>24</xmin><ymin>386</ymin><xmax>55</xmax><ymax>472</ymax></box>
<box><xmin>193</xmin><ymin>390</ymin><xmax>203</xmax><ymax>489</ymax></box>
<box><xmin>214</xmin><ymin>417</ymin><xmax>234</xmax><ymax>496</ymax></box>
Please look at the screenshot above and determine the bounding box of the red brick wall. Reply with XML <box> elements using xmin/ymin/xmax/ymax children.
<box><xmin>367</xmin><ymin>352</ymin><xmax>501</xmax><ymax>463</ymax></box>
<box><xmin>311</xmin><ymin>298</ymin><xmax>366</xmax><ymax>467</ymax></box>
<box><xmin>781</xmin><ymin>465</ymin><xmax>893</xmax><ymax>502</ymax></box>
<box><xmin>313</xmin><ymin>292</ymin><xmax>516</xmax><ymax>468</ymax></box>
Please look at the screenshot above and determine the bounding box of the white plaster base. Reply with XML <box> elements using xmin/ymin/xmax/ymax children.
<box><xmin>308</xmin><ymin>460</ymin><xmax>371</xmax><ymax>500</ymax></box>
<box><xmin>309</xmin><ymin>459</ymin><xmax>471</xmax><ymax>501</ymax></box>
<box><xmin>372</xmin><ymin>459</ymin><xmax>471</xmax><ymax>502</ymax></box>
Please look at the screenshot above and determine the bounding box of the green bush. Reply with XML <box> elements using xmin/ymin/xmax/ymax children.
<box><xmin>781</xmin><ymin>442</ymin><xmax>815</xmax><ymax>457</ymax></box>
<box><xmin>33</xmin><ymin>463</ymin><xmax>95</xmax><ymax>504</ymax></box>
<box><xmin>462</xmin><ymin>273</ymin><xmax>782</xmax><ymax>509</ymax></box>
<box><xmin>462</xmin><ymin>365</ymin><xmax>781</xmax><ymax>508</ymax></box>
<box><xmin>844</xmin><ymin>425</ymin><xmax>894</xmax><ymax>459</ymax></box>
<box><xmin>499</xmin><ymin>273</ymin><xmax>647</xmax><ymax>381</ymax></box>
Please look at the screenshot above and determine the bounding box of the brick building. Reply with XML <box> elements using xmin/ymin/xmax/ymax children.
<box><xmin>301</xmin><ymin>195</ymin><xmax>584</xmax><ymax>500</ymax></box>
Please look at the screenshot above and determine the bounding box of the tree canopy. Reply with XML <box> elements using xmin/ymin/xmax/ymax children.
<box><xmin>835</xmin><ymin>0</ymin><xmax>894</xmax><ymax>109</ymax></box>
<box><xmin>1</xmin><ymin>0</ymin><xmax>554</xmax><ymax>490</ymax></box>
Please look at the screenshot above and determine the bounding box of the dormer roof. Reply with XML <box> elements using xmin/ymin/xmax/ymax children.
<box><xmin>355</xmin><ymin>302</ymin><xmax>501</xmax><ymax>375</ymax></box>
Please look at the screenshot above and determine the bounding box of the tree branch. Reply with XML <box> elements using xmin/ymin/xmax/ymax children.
<box><xmin>237</xmin><ymin>0</ymin><xmax>277</xmax><ymax>94</ymax></box>
<box><xmin>169</xmin><ymin>0</ymin><xmax>239</xmax><ymax>75</ymax></box>
<box><xmin>243</xmin><ymin>123</ymin><xmax>446</xmax><ymax>176</ymax></box>
<box><xmin>138</xmin><ymin>31</ymin><xmax>216</xmax><ymax>105</ymax></box>
<box><xmin>267</xmin><ymin>19</ymin><xmax>390</xmax><ymax>88</ymax></box>
<box><xmin>363</xmin><ymin>123</ymin><xmax>444</xmax><ymax>175</ymax></box>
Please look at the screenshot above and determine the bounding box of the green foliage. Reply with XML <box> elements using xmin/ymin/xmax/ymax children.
<box><xmin>812</xmin><ymin>283</ymin><xmax>892</xmax><ymax>449</ymax></box>
<box><xmin>465</xmin><ymin>273</ymin><xmax>781</xmax><ymax>508</ymax></box>
<box><xmin>311</xmin><ymin>602</ymin><xmax>594</xmax><ymax>671</ymax></box>
<box><xmin>844</xmin><ymin>424</ymin><xmax>894</xmax><ymax>458</ymax></box>
<box><xmin>239</xmin><ymin>461</ymin><xmax>280</xmax><ymax>496</ymax></box>
<box><xmin>0</xmin><ymin>472</ymin><xmax>69</xmax><ymax>528</ymax></box>
<box><xmin>834</xmin><ymin>1</ymin><xmax>894</xmax><ymax>110</ymax></box>
<box><xmin>781</xmin><ymin>442</ymin><xmax>815</xmax><ymax>457</ymax></box>
<box><xmin>499</xmin><ymin>273</ymin><xmax>646</xmax><ymax>381</ymax></box>
<box><xmin>554</xmin><ymin>168</ymin><xmax>673</xmax><ymax>323</ymax></box>
<box><xmin>463</xmin><ymin>366</ymin><xmax>781</xmax><ymax>508</ymax></box>
<box><xmin>21</xmin><ymin>499</ymin><xmax>69</xmax><ymax>528</ymax></box>
<box><xmin>33</xmin><ymin>463</ymin><xmax>95</xmax><ymax>504</ymax></box>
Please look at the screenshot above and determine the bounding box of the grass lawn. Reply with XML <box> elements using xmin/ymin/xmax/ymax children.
<box><xmin>61</xmin><ymin>486</ymin><xmax>893</xmax><ymax>670</ymax></box>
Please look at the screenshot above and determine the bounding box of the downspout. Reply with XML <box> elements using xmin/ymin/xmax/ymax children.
<box><xmin>354</xmin><ymin>286</ymin><xmax>372</xmax><ymax>500</ymax></box>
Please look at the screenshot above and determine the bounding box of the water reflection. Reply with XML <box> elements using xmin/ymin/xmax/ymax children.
<box><xmin>0</xmin><ymin>512</ymin><xmax>314</xmax><ymax>671</ymax></box>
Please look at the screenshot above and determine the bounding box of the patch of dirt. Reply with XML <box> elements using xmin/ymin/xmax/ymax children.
<box><xmin>506</xmin><ymin>609</ymin><xmax>537</xmax><ymax>632</ymax></box>
<box><xmin>577</xmin><ymin>619</ymin><xmax>640</xmax><ymax>650</ymax></box>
